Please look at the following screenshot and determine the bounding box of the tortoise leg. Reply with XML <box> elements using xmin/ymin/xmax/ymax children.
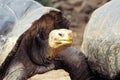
<box><xmin>3</xmin><ymin>62</ymin><xmax>27</xmax><ymax>80</ymax></box>
<box><xmin>35</xmin><ymin>63</ymin><xmax>55</xmax><ymax>74</ymax></box>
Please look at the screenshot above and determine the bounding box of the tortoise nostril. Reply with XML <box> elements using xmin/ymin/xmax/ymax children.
<box><xmin>58</xmin><ymin>33</ymin><xmax>63</xmax><ymax>37</ymax></box>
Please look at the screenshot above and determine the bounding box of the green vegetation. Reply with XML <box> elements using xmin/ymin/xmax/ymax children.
<box><xmin>35</xmin><ymin>0</ymin><xmax>52</xmax><ymax>6</ymax></box>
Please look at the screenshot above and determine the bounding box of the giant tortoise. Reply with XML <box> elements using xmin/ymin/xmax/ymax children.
<box><xmin>0</xmin><ymin>0</ymin><xmax>92</xmax><ymax>80</ymax></box>
<box><xmin>81</xmin><ymin>0</ymin><xmax>120</xmax><ymax>80</ymax></box>
<box><xmin>0</xmin><ymin>0</ymin><xmax>73</xmax><ymax>79</ymax></box>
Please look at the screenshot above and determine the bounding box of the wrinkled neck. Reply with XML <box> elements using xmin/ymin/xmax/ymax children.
<box><xmin>47</xmin><ymin>44</ymin><xmax>71</xmax><ymax>60</ymax></box>
<box><xmin>46</xmin><ymin>46</ymin><xmax>56</xmax><ymax>60</ymax></box>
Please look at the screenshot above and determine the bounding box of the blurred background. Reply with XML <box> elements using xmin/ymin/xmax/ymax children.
<box><xmin>35</xmin><ymin>0</ymin><xmax>110</xmax><ymax>50</ymax></box>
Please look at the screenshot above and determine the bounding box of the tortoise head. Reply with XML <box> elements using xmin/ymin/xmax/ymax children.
<box><xmin>49</xmin><ymin>29</ymin><xmax>73</xmax><ymax>49</ymax></box>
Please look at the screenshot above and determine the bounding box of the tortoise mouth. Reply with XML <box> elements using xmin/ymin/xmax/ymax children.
<box><xmin>55</xmin><ymin>39</ymin><xmax>72</xmax><ymax>44</ymax></box>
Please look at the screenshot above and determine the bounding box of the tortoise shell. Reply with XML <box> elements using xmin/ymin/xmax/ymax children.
<box><xmin>0</xmin><ymin>0</ymin><xmax>60</xmax><ymax>68</ymax></box>
<box><xmin>81</xmin><ymin>0</ymin><xmax>120</xmax><ymax>79</ymax></box>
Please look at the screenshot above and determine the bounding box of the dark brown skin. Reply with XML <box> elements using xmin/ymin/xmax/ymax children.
<box><xmin>54</xmin><ymin>47</ymin><xmax>95</xmax><ymax>80</ymax></box>
<box><xmin>0</xmin><ymin>11</ymin><xmax>69</xmax><ymax>80</ymax></box>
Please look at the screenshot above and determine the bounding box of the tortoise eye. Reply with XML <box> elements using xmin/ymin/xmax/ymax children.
<box><xmin>58</xmin><ymin>33</ymin><xmax>64</xmax><ymax>37</ymax></box>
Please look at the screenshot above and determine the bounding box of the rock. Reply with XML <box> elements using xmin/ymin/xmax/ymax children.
<box><xmin>53</xmin><ymin>1</ymin><xmax>73</xmax><ymax>10</ymax></box>
<box><xmin>68</xmin><ymin>0</ymin><xmax>83</xmax><ymax>5</ymax></box>
<box><xmin>28</xmin><ymin>69</ymin><xmax>71</xmax><ymax>80</ymax></box>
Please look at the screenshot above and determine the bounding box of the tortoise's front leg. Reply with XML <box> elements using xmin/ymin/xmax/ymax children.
<box><xmin>35</xmin><ymin>63</ymin><xmax>55</xmax><ymax>74</ymax></box>
<box><xmin>3</xmin><ymin>62</ymin><xmax>27</xmax><ymax>80</ymax></box>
